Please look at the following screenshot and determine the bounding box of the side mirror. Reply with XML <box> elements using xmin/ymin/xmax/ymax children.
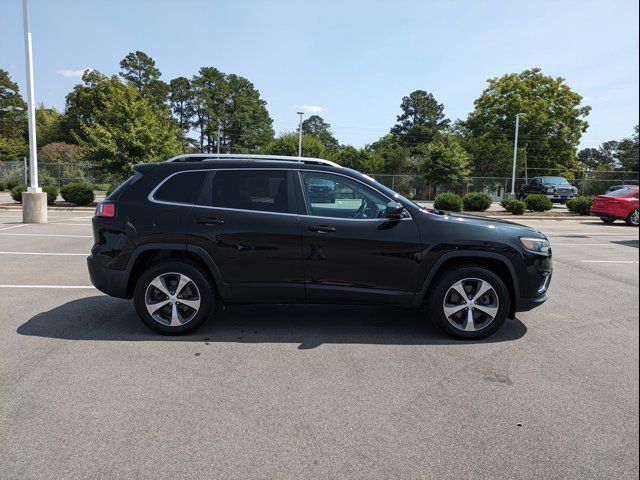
<box><xmin>385</xmin><ymin>201</ymin><xmax>404</xmax><ymax>220</ymax></box>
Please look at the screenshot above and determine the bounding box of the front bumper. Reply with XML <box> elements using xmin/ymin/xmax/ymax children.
<box><xmin>516</xmin><ymin>293</ymin><xmax>548</xmax><ymax>312</ymax></box>
<box><xmin>546</xmin><ymin>193</ymin><xmax>577</xmax><ymax>201</ymax></box>
<box><xmin>87</xmin><ymin>254</ymin><xmax>130</xmax><ymax>298</ymax></box>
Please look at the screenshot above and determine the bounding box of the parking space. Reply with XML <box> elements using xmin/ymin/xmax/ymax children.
<box><xmin>0</xmin><ymin>210</ymin><xmax>638</xmax><ymax>480</ymax></box>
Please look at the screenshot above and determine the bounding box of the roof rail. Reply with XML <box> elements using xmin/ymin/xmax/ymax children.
<box><xmin>165</xmin><ymin>153</ymin><xmax>341</xmax><ymax>168</ymax></box>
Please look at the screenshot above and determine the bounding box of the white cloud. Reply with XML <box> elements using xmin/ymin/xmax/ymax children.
<box><xmin>56</xmin><ymin>68</ymin><xmax>93</xmax><ymax>78</ymax></box>
<box><xmin>295</xmin><ymin>104</ymin><xmax>325</xmax><ymax>113</ymax></box>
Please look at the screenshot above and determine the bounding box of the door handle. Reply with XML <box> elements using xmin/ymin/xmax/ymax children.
<box><xmin>308</xmin><ymin>225</ymin><xmax>336</xmax><ymax>233</ymax></box>
<box><xmin>196</xmin><ymin>217</ymin><xmax>225</xmax><ymax>226</ymax></box>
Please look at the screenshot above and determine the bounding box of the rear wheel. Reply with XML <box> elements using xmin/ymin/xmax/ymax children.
<box><xmin>134</xmin><ymin>260</ymin><xmax>214</xmax><ymax>335</ymax></box>
<box><xmin>626</xmin><ymin>209</ymin><xmax>639</xmax><ymax>227</ymax></box>
<box><xmin>428</xmin><ymin>266</ymin><xmax>510</xmax><ymax>340</ymax></box>
<box><xmin>600</xmin><ymin>217</ymin><xmax>616</xmax><ymax>224</ymax></box>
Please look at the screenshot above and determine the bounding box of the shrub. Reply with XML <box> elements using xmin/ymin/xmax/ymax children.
<box><xmin>10</xmin><ymin>184</ymin><xmax>27</xmax><ymax>203</ymax></box>
<box><xmin>91</xmin><ymin>182</ymin><xmax>111</xmax><ymax>192</ymax></box>
<box><xmin>566</xmin><ymin>196</ymin><xmax>594</xmax><ymax>216</ymax></box>
<box><xmin>434</xmin><ymin>192</ymin><xmax>463</xmax><ymax>212</ymax></box>
<box><xmin>463</xmin><ymin>192</ymin><xmax>492</xmax><ymax>212</ymax></box>
<box><xmin>501</xmin><ymin>197</ymin><xmax>527</xmax><ymax>215</ymax></box>
<box><xmin>42</xmin><ymin>184</ymin><xmax>59</xmax><ymax>205</ymax></box>
<box><xmin>60</xmin><ymin>182</ymin><xmax>95</xmax><ymax>205</ymax></box>
<box><xmin>6</xmin><ymin>180</ymin><xmax>20</xmax><ymax>190</ymax></box>
<box><xmin>0</xmin><ymin>182</ymin><xmax>6</xmax><ymax>191</ymax></box>
<box><xmin>524</xmin><ymin>194</ymin><xmax>553</xmax><ymax>212</ymax></box>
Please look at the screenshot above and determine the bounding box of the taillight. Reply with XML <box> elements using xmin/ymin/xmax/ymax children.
<box><xmin>95</xmin><ymin>202</ymin><xmax>116</xmax><ymax>218</ymax></box>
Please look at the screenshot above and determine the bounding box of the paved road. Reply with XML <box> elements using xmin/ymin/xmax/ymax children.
<box><xmin>0</xmin><ymin>211</ymin><xmax>638</xmax><ymax>480</ymax></box>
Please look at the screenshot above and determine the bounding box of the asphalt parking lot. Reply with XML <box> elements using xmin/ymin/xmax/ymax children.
<box><xmin>1</xmin><ymin>209</ymin><xmax>638</xmax><ymax>480</ymax></box>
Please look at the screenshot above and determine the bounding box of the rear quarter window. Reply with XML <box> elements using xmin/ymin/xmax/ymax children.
<box><xmin>153</xmin><ymin>171</ymin><xmax>208</xmax><ymax>205</ymax></box>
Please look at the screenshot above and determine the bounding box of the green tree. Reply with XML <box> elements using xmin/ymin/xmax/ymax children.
<box><xmin>329</xmin><ymin>146</ymin><xmax>384</xmax><ymax>173</ymax></box>
<box><xmin>367</xmin><ymin>135</ymin><xmax>410</xmax><ymax>173</ymax></box>
<box><xmin>302</xmin><ymin>115</ymin><xmax>339</xmax><ymax>151</ymax></box>
<box><xmin>390</xmin><ymin>90</ymin><xmax>450</xmax><ymax>151</ymax></box>
<box><xmin>191</xmin><ymin>67</ymin><xmax>228</xmax><ymax>152</ymax></box>
<box><xmin>35</xmin><ymin>105</ymin><xmax>65</xmax><ymax>147</ymax></box>
<box><xmin>0</xmin><ymin>69</ymin><xmax>27</xmax><ymax>158</ymax></box>
<box><xmin>63</xmin><ymin>69</ymin><xmax>108</xmax><ymax>141</ymax></box>
<box><xmin>119</xmin><ymin>51</ymin><xmax>167</xmax><ymax>104</ymax></box>
<box><xmin>617</xmin><ymin>125</ymin><xmax>639</xmax><ymax>173</ymax></box>
<box><xmin>168</xmin><ymin>76</ymin><xmax>194</xmax><ymax>147</ymax></box>
<box><xmin>418</xmin><ymin>134</ymin><xmax>470</xmax><ymax>185</ymax></box>
<box><xmin>464</xmin><ymin>68</ymin><xmax>590</xmax><ymax>175</ymax></box>
<box><xmin>263</xmin><ymin>132</ymin><xmax>325</xmax><ymax>158</ymax></box>
<box><xmin>38</xmin><ymin>142</ymin><xmax>84</xmax><ymax>163</ymax></box>
<box><xmin>76</xmin><ymin>77</ymin><xmax>181</xmax><ymax>178</ymax></box>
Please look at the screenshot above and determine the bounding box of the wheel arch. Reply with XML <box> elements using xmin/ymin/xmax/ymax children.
<box><xmin>416</xmin><ymin>251</ymin><xmax>519</xmax><ymax>316</ymax></box>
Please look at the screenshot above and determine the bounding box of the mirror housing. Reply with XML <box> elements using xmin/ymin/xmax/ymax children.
<box><xmin>385</xmin><ymin>201</ymin><xmax>404</xmax><ymax>220</ymax></box>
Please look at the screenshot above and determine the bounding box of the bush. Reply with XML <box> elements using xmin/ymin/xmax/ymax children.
<box><xmin>91</xmin><ymin>182</ymin><xmax>111</xmax><ymax>192</ymax></box>
<box><xmin>10</xmin><ymin>184</ymin><xmax>27</xmax><ymax>203</ymax></box>
<box><xmin>0</xmin><ymin>182</ymin><xmax>6</xmax><ymax>191</ymax></box>
<box><xmin>566</xmin><ymin>196</ymin><xmax>594</xmax><ymax>215</ymax></box>
<box><xmin>42</xmin><ymin>184</ymin><xmax>59</xmax><ymax>205</ymax></box>
<box><xmin>60</xmin><ymin>182</ymin><xmax>95</xmax><ymax>205</ymax></box>
<box><xmin>463</xmin><ymin>192</ymin><xmax>492</xmax><ymax>212</ymax></box>
<box><xmin>524</xmin><ymin>194</ymin><xmax>553</xmax><ymax>212</ymax></box>
<box><xmin>501</xmin><ymin>197</ymin><xmax>527</xmax><ymax>215</ymax></box>
<box><xmin>6</xmin><ymin>180</ymin><xmax>20</xmax><ymax>190</ymax></box>
<box><xmin>434</xmin><ymin>192</ymin><xmax>463</xmax><ymax>212</ymax></box>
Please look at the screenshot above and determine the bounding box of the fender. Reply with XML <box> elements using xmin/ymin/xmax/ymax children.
<box><xmin>413</xmin><ymin>250</ymin><xmax>520</xmax><ymax>307</ymax></box>
<box><xmin>124</xmin><ymin>242</ymin><xmax>231</xmax><ymax>300</ymax></box>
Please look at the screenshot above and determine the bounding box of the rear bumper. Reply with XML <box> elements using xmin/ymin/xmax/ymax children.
<box><xmin>87</xmin><ymin>254</ymin><xmax>130</xmax><ymax>298</ymax></box>
<box><xmin>590</xmin><ymin>210</ymin><xmax>624</xmax><ymax>220</ymax></box>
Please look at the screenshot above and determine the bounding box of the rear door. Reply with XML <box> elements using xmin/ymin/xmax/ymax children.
<box><xmin>296</xmin><ymin>170</ymin><xmax>422</xmax><ymax>305</ymax></box>
<box><xmin>187</xmin><ymin>168</ymin><xmax>304</xmax><ymax>302</ymax></box>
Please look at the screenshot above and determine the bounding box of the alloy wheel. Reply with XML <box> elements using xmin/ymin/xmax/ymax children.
<box><xmin>630</xmin><ymin>209</ymin><xmax>639</xmax><ymax>226</ymax></box>
<box><xmin>144</xmin><ymin>272</ymin><xmax>201</xmax><ymax>327</ymax></box>
<box><xmin>442</xmin><ymin>278</ymin><xmax>499</xmax><ymax>332</ymax></box>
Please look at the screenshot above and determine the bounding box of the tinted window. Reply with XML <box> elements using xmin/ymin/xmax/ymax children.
<box><xmin>299</xmin><ymin>171</ymin><xmax>388</xmax><ymax>219</ymax></box>
<box><xmin>542</xmin><ymin>177</ymin><xmax>569</xmax><ymax>184</ymax></box>
<box><xmin>211</xmin><ymin>170</ymin><xmax>289</xmax><ymax>213</ymax></box>
<box><xmin>607</xmin><ymin>188</ymin><xmax>639</xmax><ymax>197</ymax></box>
<box><xmin>154</xmin><ymin>171</ymin><xmax>207</xmax><ymax>204</ymax></box>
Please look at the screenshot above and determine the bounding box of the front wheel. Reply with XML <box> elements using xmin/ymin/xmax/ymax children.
<box><xmin>626</xmin><ymin>209</ymin><xmax>639</xmax><ymax>227</ymax></box>
<box><xmin>428</xmin><ymin>266</ymin><xmax>511</xmax><ymax>340</ymax></box>
<box><xmin>134</xmin><ymin>260</ymin><xmax>215</xmax><ymax>335</ymax></box>
<box><xmin>600</xmin><ymin>217</ymin><xmax>615</xmax><ymax>224</ymax></box>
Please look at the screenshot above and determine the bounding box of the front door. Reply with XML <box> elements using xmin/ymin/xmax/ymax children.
<box><xmin>188</xmin><ymin>168</ymin><xmax>304</xmax><ymax>302</ymax></box>
<box><xmin>296</xmin><ymin>170</ymin><xmax>422</xmax><ymax>305</ymax></box>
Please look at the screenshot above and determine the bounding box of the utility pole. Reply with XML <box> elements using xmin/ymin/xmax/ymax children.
<box><xmin>509</xmin><ymin>113</ymin><xmax>524</xmax><ymax>198</ymax></box>
<box><xmin>297</xmin><ymin>111</ymin><xmax>304</xmax><ymax>157</ymax></box>
<box><xmin>22</xmin><ymin>0</ymin><xmax>47</xmax><ymax>223</ymax></box>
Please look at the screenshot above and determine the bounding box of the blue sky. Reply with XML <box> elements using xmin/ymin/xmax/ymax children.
<box><xmin>1</xmin><ymin>0</ymin><xmax>638</xmax><ymax>148</ymax></box>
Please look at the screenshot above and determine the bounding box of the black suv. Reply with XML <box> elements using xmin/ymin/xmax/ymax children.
<box><xmin>88</xmin><ymin>154</ymin><xmax>552</xmax><ymax>339</ymax></box>
<box><xmin>519</xmin><ymin>176</ymin><xmax>578</xmax><ymax>203</ymax></box>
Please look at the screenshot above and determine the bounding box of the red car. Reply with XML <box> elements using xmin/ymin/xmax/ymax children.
<box><xmin>590</xmin><ymin>186</ymin><xmax>639</xmax><ymax>226</ymax></box>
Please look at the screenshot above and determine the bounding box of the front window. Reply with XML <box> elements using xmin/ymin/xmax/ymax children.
<box><xmin>210</xmin><ymin>170</ymin><xmax>289</xmax><ymax>213</ymax></box>
<box><xmin>299</xmin><ymin>171</ymin><xmax>388</xmax><ymax>219</ymax></box>
<box><xmin>542</xmin><ymin>177</ymin><xmax>570</xmax><ymax>185</ymax></box>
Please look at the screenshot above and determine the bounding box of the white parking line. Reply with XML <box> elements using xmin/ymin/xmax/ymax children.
<box><xmin>0</xmin><ymin>251</ymin><xmax>87</xmax><ymax>256</ymax></box>
<box><xmin>0</xmin><ymin>233</ymin><xmax>93</xmax><ymax>238</ymax></box>
<box><xmin>0</xmin><ymin>224</ymin><xmax>30</xmax><ymax>231</ymax></box>
<box><xmin>552</xmin><ymin>243</ymin><xmax>633</xmax><ymax>246</ymax></box>
<box><xmin>581</xmin><ymin>260</ymin><xmax>639</xmax><ymax>264</ymax></box>
<box><xmin>0</xmin><ymin>284</ymin><xmax>95</xmax><ymax>289</ymax></box>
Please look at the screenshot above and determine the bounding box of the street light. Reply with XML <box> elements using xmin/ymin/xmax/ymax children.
<box><xmin>22</xmin><ymin>0</ymin><xmax>47</xmax><ymax>223</ymax></box>
<box><xmin>509</xmin><ymin>113</ymin><xmax>524</xmax><ymax>198</ymax></box>
<box><xmin>297</xmin><ymin>111</ymin><xmax>304</xmax><ymax>157</ymax></box>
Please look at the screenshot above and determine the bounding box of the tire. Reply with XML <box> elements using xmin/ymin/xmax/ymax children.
<box><xmin>134</xmin><ymin>260</ymin><xmax>215</xmax><ymax>335</ymax></box>
<box><xmin>517</xmin><ymin>193</ymin><xmax>525</xmax><ymax>201</ymax></box>
<box><xmin>600</xmin><ymin>217</ymin><xmax>615</xmax><ymax>224</ymax></box>
<box><xmin>626</xmin><ymin>209</ymin><xmax>639</xmax><ymax>227</ymax></box>
<box><xmin>427</xmin><ymin>265</ymin><xmax>511</xmax><ymax>340</ymax></box>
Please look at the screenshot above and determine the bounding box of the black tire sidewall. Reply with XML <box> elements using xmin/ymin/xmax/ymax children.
<box><xmin>428</xmin><ymin>266</ymin><xmax>510</xmax><ymax>340</ymax></box>
<box><xmin>601</xmin><ymin>217</ymin><xmax>615</xmax><ymax>224</ymax></box>
<box><xmin>134</xmin><ymin>260</ymin><xmax>215</xmax><ymax>335</ymax></box>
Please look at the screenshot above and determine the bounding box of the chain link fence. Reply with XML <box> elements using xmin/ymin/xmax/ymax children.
<box><xmin>1</xmin><ymin>159</ymin><xmax>637</xmax><ymax>199</ymax></box>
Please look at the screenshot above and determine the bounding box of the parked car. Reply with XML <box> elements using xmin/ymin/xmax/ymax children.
<box><xmin>590</xmin><ymin>187</ymin><xmax>639</xmax><ymax>226</ymax></box>
<box><xmin>605</xmin><ymin>184</ymin><xmax>638</xmax><ymax>194</ymax></box>
<box><xmin>519</xmin><ymin>176</ymin><xmax>578</xmax><ymax>203</ymax></box>
<box><xmin>307</xmin><ymin>177</ymin><xmax>336</xmax><ymax>203</ymax></box>
<box><xmin>88</xmin><ymin>154</ymin><xmax>552</xmax><ymax>340</ymax></box>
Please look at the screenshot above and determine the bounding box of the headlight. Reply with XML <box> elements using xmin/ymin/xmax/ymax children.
<box><xmin>546</xmin><ymin>187</ymin><xmax>555</xmax><ymax>194</ymax></box>
<box><xmin>520</xmin><ymin>237</ymin><xmax>551</xmax><ymax>254</ymax></box>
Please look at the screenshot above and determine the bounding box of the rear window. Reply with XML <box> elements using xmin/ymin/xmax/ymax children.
<box><xmin>106</xmin><ymin>171</ymin><xmax>142</xmax><ymax>201</ymax></box>
<box><xmin>153</xmin><ymin>171</ymin><xmax>207</xmax><ymax>204</ymax></box>
<box><xmin>210</xmin><ymin>170</ymin><xmax>289</xmax><ymax>213</ymax></box>
<box><xmin>606</xmin><ymin>188</ymin><xmax>639</xmax><ymax>197</ymax></box>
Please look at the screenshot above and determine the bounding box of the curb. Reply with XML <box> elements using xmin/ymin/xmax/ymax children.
<box><xmin>1</xmin><ymin>206</ymin><xmax>95</xmax><ymax>212</ymax></box>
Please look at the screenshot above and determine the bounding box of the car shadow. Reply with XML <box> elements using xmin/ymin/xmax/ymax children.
<box><xmin>611</xmin><ymin>239</ymin><xmax>639</xmax><ymax>248</ymax></box>
<box><xmin>17</xmin><ymin>295</ymin><xmax>528</xmax><ymax>348</ymax></box>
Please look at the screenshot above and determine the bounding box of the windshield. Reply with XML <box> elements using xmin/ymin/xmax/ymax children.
<box><xmin>542</xmin><ymin>177</ymin><xmax>570</xmax><ymax>185</ymax></box>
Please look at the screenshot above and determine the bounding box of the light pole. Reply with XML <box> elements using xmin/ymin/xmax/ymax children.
<box><xmin>509</xmin><ymin>113</ymin><xmax>524</xmax><ymax>198</ymax></box>
<box><xmin>22</xmin><ymin>0</ymin><xmax>47</xmax><ymax>223</ymax></box>
<box><xmin>297</xmin><ymin>111</ymin><xmax>304</xmax><ymax>157</ymax></box>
